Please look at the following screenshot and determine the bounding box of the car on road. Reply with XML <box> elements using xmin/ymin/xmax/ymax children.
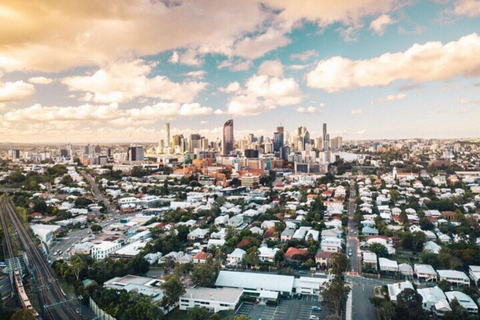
<box><xmin>310</xmin><ymin>316</ymin><xmax>319</xmax><ymax>320</ymax></box>
<box><xmin>311</xmin><ymin>306</ymin><xmax>322</xmax><ymax>311</ymax></box>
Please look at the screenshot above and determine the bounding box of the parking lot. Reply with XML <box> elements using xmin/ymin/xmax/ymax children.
<box><xmin>236</xmin><ymin>295</ymin><xmax>327</xmax><ymax>320</ymax></box>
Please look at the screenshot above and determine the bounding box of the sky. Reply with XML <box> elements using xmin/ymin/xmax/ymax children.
<box><xmin>1</xmin><ymin>0</ymin><xmax>480</xmax><ymax>144</ymax></box>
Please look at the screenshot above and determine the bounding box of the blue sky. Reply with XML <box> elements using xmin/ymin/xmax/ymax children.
<box><xmin>0</xmin><ymin>0</ymin><xmax>479</xmax><ymax>143</ymax></box>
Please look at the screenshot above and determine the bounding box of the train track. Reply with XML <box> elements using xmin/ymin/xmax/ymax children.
<box><xmin>1</xmin><ymin>197</ymin><xmax>83</xmax><ymax>320</ymax></box>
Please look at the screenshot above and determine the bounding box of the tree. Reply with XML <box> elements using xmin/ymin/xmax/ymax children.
<box><xmin>90</xmin><ymin>224</ymin><xmax>103</xmax><ymax>233</ymax></box>
<box><xmin>233</xmin><ymin>316</ymin><xmax>251</xmax><ymax>320</ymax></box>
<box><xmin>330</xmin><ymin>253</ymin><xmax>350</xmax><ymax>279</ymax></box>
<box><xmin>75</xmin><ymin>197</ymin><xmax>93</xmax><ymax>208</ymax></box>
<box><xmin>322</xmin><ymin>279</ymin><xmax>350</xmax><ymax>318</ymax></box>
<box><xmin>419</xmin><ymin>217</ymin><xmax>434</xmax><ymax>231</ymax></box>
<box><xmin>160</xmin><ymin>275</ymin><xmax>185</xmax><ymax>308</ymax></box>
<box><xmin>245</xmin><ymin>247</ymin><xmax>260</xmax><ymax>267</ymax></box>
<box><xmin>191</xmin><ymin>259</ymin><xmax>220</xmax><ymax>287</ymax></box>
<box><xmin>396</xmin><ymin>288</ymin><xmax>427</xmax><ymax>320</ymax></box>
<box><xmin>437</xmin><ymin>280</ymin><xmax>451</xmax><ymax>292</ymax></box>
<box><xmin>10</xmin><ymin>309</ymin><xmax>35</xmax><ymax>320</ymax></box>
<box><xmin>187</xmin><ymin>307</ymin><xmax>210</xmax><ymax>320</ymax></box>
<box><xmin>369</xmin><ymin>243</ymin><xmax>389</xmax><ymax>258</ymax></box>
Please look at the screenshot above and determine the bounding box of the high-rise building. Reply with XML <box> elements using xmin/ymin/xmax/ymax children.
<box><xmin>273</xmin><ymin>126</ymin><xmax>284</xmax><ymax>152</ymax></box>
<box><xmin>190</xmin><ymin>134</ymin><xmax>202</xmax><ymax>152</ymax></box>
<box><xmin>165</xmin><ymin>123</ymin><xmax>171</xmax><ymax>147</ymax></box>
<box><xmin>222</xmin><ymin>119</ymin><xmax>234</xmax><ymax>156</ymax></box>
<box><xmin>128</xmin><ymin>145</ymin><xmax>144</xmax><ymax>161</ymax></box>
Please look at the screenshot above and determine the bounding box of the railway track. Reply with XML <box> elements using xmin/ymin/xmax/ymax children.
<box><xmin>1</xmin><ymin>198</ymin><xmax>83</xmax><ymax>320</ymax></box>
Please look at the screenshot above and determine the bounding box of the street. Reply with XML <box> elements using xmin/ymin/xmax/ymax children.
<box><xmin>347</xmin><ymin>180</ymin><xmax>359</xmax><ymax>274</ymax></box>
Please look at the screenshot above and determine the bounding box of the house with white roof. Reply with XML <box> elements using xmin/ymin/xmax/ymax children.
<box><xmin>414</xmin><ymin>264</ymin><xmax>438</xmax><ymax>282</ymax></box>
<box><xmin>387</xmin><ymin>281</ymin><xmax>414</xmax><ymax>303</ymax></box>
<box><xmin>423</xmin><ymin>241</ymin><xmax>441</xmax><ymax>254</ymax></box>
<box><xmin>227</xmin><ymin>248</ymin><xmax>246</xmax><ymax>266</ymax></box>
<box><xmin>379</xmin><ymin>258</ymin><xmax>398</xmax><ymax>272</ymax></box>
<box><xmin>469</xmin><ymin>266</ymin><xmax>480</xmax><ymax>285</ymax></box>
<box><xmin>445</xmin><ymin>291</ymin><xmax>478</xmax><ymax>314</ymax></box>
<box><xmin>362</xmin><ymin>252</ymin><xmax>377</xmax><ymax>270</ymax></box>
<box><xmin>258</xmin><ymin>246</ymin><xmax>279</xmax><ymax>263</ymax></box>
<box><xmin>321</xmin><ymin>237</ymin><xmax>342</xmax><ymax>253</ymax></box>
<box><xmin>437</xmin><ymin>270</ymin><xmax>470</xmax><ymax>286</ymax></box>
<box><xmin>417</xmin><ymin>286</ymin><xmax>451</xmax><ymax>316</ymax></box>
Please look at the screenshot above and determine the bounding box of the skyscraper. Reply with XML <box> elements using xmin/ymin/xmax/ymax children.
<box><xmin>273</xmin><ymin>126</ymin><xmax>284</xmax><ymax>152</ymax></box>
<box><xmin>323</xmin><ymin>123</ymin><xmax>328</xmax><ymax>151</ymax></box>
<box><xmin>165</xmin><ymin>123</ymin><xmax>171</xmax><ymax>147</ymax></box>
<box><xmin>222</xmin><ymin>119</ymin><xmax>234</xmax><ymax>156</ymax></box>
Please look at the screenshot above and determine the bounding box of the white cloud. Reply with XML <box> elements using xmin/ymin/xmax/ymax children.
<box><xmin>0</xmin><ymin>81</ymin><xmax>35</xmax><ymax>103</ymax></box>
<box><xmin>287</xmin><ymin>64</ymin><xmax>308</xmax><ymax>70</ymax></box>
<box><xmin>3</xmin><ymin>103</ymin><xmax>119</xmax><ymax>122</ymax></box>
<box><xmin>371</xmin><ymin>93</ymin><xmax>406</xmax><ymax>104</ymax></box>
<box><xmin>244</xmin><ymin>75</ymin><xmax>302</xmax><ymax>106</ymax></box>
<box><xmin>350</xmin><ymin>109</ymin><xmax>363</xmax><ymax>114</ymax></box>
<box><xmin>227</xmin><ymin>62</ymin><xmax>303</xmax><ymax>115</ymax></box>
<box><xmin>369</xmin><ymin>14</ymin><xmax>395</xmax><ymax>35</ymax></box>
<box><xmin>297</xmin><ymin>106</ymin><xmax>322</xmax><ymax>114</ymax></box>
<box><xmin>185</xmin><ymin>70</ymin><xmax>206</xmax><ymax>79</ymax></box>
<box><xmin>258</xmin><ymin>60</ymin><xmax>284</xmax><ymax>77</ymax></box>
<box><xmin>307</xmin><ymin>33</ymin><xmax>480</xmax><ymax>92</ymax></box>
<box><xmin>220</xmin><ymin>82</ymin><xmax>240</xmax><ymax>93</ymax></box>
<box><xmin>459</xmin><ymin>108</ymin><xmax>469</xmax><ymax>113</ymax></box>
<box><xmin>28</xmin><ymin>76</ymin><xmax>53</xmax><ymax>84</ymax></box>
<box><xmin>169</xmin><ymin>49</ymin><xmax>203</xmax><ymax>66</ymax></box>
<box><xmin>290</xmin><ymin>50</ymin><xmax>318</xmax><ymax>62</ymax></box>
<box><xmin>62</xmin><ymin>60</ymin><xmax>206</xmax><ymax>103</ymax></box>
<box><xmin>217</xmin><ymin>59</ymin><xmax>253</xmax><ymax>72</ymax></box>
<box><xmin>453</xmin><ymin>0</ymin><xmax>480</xmax><ymax>17</ymax></box>
<box><xmin>126</xmin><ymin>103</ymin><xmax>213</xmax><ymax>120</ymax></box>
<box><xmin>231</xmin><ymin>27</ymin><xmax>291</xmax><ymax>59</ymax></box>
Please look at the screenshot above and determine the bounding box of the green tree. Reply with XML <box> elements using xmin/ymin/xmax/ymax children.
<box><xmin>322</xmin><ymin>279</ymin><xmax>350</xmax><ymax>318</ymax></box>
<box><xmin>330</xmin><ymin>253</ymin><xmax>350</xmax><ymax>279</ymax></box>
<box><xmin>245</xmin><ymin>247</ymin><xmax>260</xmax><ymax>267</ymax></box>
<box><xmin>396</xmin><ymin>288</ymin><xmax>427</xmax><ymax>320</ymax></box>
<box><xmin>233</xmin><ymin>316</ymin><xmax>251</xmax><ymax>320</ymax></box>
<box><xmin>90</xmin><ymin>224</ymin><xmax>103</xmax><ymax>233</ymax></box>
<box><xmin>160</xmin><ymin>275</ymin><xmax>185</xmax><ymax>308</ymax></box>
<box><xmin>187</xmin><ymin>307</ymin><xmax>210</xmax><ymax>320</ymax></box>
<box><xmin>369</xmin><ymin>243</ymin><xmax>389</xmax><ymax>258</ymax></box>
<box><xmin>191</xmin><ymin>259</ymin><xmax>220</xmax><ymax>287</ymax></box>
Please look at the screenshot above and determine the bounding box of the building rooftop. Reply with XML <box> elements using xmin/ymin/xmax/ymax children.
<box><xmin>182</xmin><ymin>287</ymin><xmax>243</xmax><ymax>303</ymax></box>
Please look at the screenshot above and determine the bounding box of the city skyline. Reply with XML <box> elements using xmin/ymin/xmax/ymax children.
<box><xmin>1</xmin><ymin>1</ymin><xmax>480</xmax><ymax>143</ymax></box>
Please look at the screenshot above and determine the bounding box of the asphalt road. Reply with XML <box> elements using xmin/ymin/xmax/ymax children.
<box><xmin>80</xmin><ymin>171</ymin><xmax>115</xmax><ymax>215</ymax></box>
<box><xmin>49</xmin><ymin>228</ymin><xmax>91</xmax><ymax>261</ymax></box>
<box><xmin>347</xmin><ymin>276</ymin><xmax>399</xmax><ymax>320</ymax></box>
<box><xmin>347</xmin><ymin>180</ymin><xmax>360</xmax><ymax>274</ymax></box>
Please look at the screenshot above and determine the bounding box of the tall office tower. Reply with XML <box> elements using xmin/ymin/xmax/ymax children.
<box><xmin>314</xmin><ymin>137</ymin><xmax>323</xmax><ymax>150</ymax></box>
<box><xmin>323</xmin><ymin>123</ymin><xmax>327</xmax><ymax>142</ymax></box>
<box><xmin>172</xmin><ymin>134</ymin><xmax>183</xmax><ymax>147</ymax></box>
<box><xmin>128</xmin><ymin>145</ymin><xmax>144</xmax><ymax>161</ymax></box>
<box><xmin>94</xmin><ymin>145</ymin><xmax>101</xmax><ymax>154</ymax></box>
<box><xmin>190</xmin><ymin>134</ymin><xmax>202</xmax><ymax>152</ymax></box>
<box><xmin>222</xmin><ymin>119</ymin><xmax>234</xmax><ymax>156</ymax></box>
<box><xmin>264</xmin><ymin>139</ymin><xmax>274</xmax><ymax>153</ymax></box>
<box><xmin>107</xmin><ymin>148</ymin><xmax>113</xmax><ymax>159</ymax></box>
<box><xmin>280</xmin><ymin>145</ymin><xmax>290</xmax><ymax>162</ymax></box>
<box><xmin>248</xmin><ymin>133</ymin><xmax>254</xmax><ymax>144</ymax></box>
<box><xmin>273</xmin><ymin>126</ymin><xmax>284</xmax><ymax>152</ymax></box>
<box><xmin>201</xmin><ymin>138</ymin><xmax>209</xmax><ymax>151</ymax></box>
<box><xmin>165</xmin><ymin>123</ymin><xmax>171</xmax><ymax>147</ymax></box>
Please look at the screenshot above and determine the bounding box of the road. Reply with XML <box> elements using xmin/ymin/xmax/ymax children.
<box><xmin>345</xmin><ymin>179</ymin><xmax>378</xmax><ymax>320</ymax></box>
<box><xmin>346</xmin><ymin>180</ymin><xmax>359</xmax><ymax>274</ymax></box>
<box><xmin>1</xmin><ymin>197</ymin><xmax>83</xmax><ymax>320</ymax></box>
<box><xmin>49</xmin><ymin>228</ymin><xmax>91</xmax><ymax>261</ymax></box>
<box><xmin>347</xmin><ymin>276</ymin><xmax>399</xmax><ymax>320</ymax></box>
<box><xmin>80</xmin><ymin>171</ymin><xmax>115</xmax><ymax>215</ymax></box>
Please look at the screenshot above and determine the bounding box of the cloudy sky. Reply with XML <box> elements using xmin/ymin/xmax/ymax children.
<box><xmin>1</xmin><ymin>0</ymin><xmax>480</xmax><ymax>143</ymax></box>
